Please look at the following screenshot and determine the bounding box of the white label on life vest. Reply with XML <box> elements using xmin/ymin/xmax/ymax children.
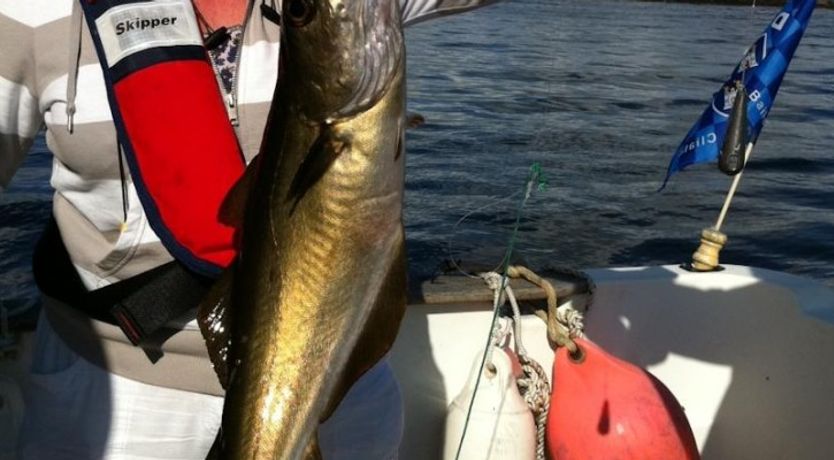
<box><xmin>95</xmin><ymin>0</ymin><xmax>202</xmax><ymax>68</ymax></box>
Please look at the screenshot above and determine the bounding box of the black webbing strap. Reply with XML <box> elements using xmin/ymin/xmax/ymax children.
<box><xmin>33</xmin><ymin>217</ymin><xmax>213</xmax><ymax>345</ymax></box>
<box><xmin>110</xmin><ymin>262</ymin><xmax>212</xmax><ymax>345</ymax></box>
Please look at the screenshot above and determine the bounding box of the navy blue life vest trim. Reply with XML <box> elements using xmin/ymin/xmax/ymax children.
<box><xmin>78</xmin><ymin>0</ymin><xmax>224</xmax><ymax>278</ymax></box>
<box><xmin>82</xmin><ymin>0</ymin><xmax>149</xmax><ymax>20</ymax></box>
<box><xmin>110</xmin><ymin>46</ymin><xmax>207</xmax><ymax>83</ymax></box>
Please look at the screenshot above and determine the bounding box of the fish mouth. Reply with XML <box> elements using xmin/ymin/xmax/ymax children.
<box><xmin>281</xmin><ymin>0</ymin><xmax>404</xmax><ymax>122</ymax></box>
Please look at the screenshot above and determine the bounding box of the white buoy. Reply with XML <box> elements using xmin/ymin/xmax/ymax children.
<box><xmin>443</xmin><ymin>346</ymin><xmax>536</xmax><ymax>460</ymax></box>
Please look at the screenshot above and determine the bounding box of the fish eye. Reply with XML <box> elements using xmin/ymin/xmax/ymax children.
<box><xmin>287</xmin><ymin>0</ymin><xmax>316</xmax><ymax>27</ymax></box>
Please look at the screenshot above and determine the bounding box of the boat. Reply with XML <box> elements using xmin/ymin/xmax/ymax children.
<box><xmin>390</xmin><ymin>264</ymin><xmax>834</xmax><ymax>459</ymax></box>
<box><xmin>3</xmin><ymin>1</ymin><xmax>830</xmax><ymax>458</ymax></box>
<box><xmin>3</xmin><ymin>262</ymin><xmax>834</xmax><ymax>459</ymax></box>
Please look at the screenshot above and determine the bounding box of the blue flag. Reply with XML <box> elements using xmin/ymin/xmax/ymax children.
<box><xmin>661</xmin><ymin>0</ymin><xmax>815</xmax><ymax>188</ymax></box>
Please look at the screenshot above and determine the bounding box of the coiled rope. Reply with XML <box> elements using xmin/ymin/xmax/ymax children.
<box><xmin>480</xmin><ymin>265</ymin><xmax>586</xmax><ymax>460</ymax></box>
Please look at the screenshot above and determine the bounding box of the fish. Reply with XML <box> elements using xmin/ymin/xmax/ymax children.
<box><xmin>197</xmin><ymin>0</ymin><xmax>408</xmax><ymax>458</ymax></box>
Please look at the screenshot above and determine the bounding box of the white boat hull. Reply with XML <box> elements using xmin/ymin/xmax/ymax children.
<box><xmin>4</xmin><ymin>264</ymin><xmax>834</xmax><ymax>458</ymax></box>
<box><xmin>390</xmin><ymin>265</ymin><xmax>834</xmax><ymax>459</ymax></box>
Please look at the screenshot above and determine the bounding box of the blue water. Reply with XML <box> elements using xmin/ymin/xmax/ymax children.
<box><xmin>2</xmin><ymin>0</ymin><xmax>834</xmax><ymax>316</ymax></box>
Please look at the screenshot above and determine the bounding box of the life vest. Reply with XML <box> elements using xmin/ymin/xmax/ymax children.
<box><xmin>78</xmin><ymin>0</ymin><xmax>245</xmax><ymax>277</ymax></box>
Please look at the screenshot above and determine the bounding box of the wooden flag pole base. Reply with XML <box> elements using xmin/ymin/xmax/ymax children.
<box><xmin>690</xmin><ymin>143</ymin><xmax>754</xmax><ymax>272</ymax></box>
<box><xmin>691</xmin><ymin>227</ymin><xmax>728</xmax><ymax>272</ymax></box>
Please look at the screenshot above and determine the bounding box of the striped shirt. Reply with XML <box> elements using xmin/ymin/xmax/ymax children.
<box><xmin>0</xmin><ymin>0</ymin><xmax>499</xmax><ymax>290</ymax></box>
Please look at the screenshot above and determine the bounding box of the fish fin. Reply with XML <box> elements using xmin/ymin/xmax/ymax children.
<box><xmin>288</xmin><ymin>124</ymin><xmax>350</xmax><ymax>211</ymax></box>
<box><xmin>323</xmin><ymin>240</ymin><xmax>408</xmax><ymax>420</ymax></box>
<box><xmin>219</xmin><ymin>154</ymin><xmax>262</xmax><ymax>228</ymax></box>
<box><xmin>197</xmin><ymin>265</ymin><xmax>235</xmax><ymax>389</ymax></box>
<box><xmin>406</xmin><ymin>111</ymin><xmax>425</xmax><ymax>129</ymax></box>
<box><xmin>302</xmin><ymin>433</ymin><xmax>323</xmax><ymax>460</ymax></box>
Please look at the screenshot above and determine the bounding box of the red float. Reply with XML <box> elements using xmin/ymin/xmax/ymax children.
<box><xmin>547</xmin><ymin>338</ymin><xmax>700</xmax><ymax>460</ymax></box>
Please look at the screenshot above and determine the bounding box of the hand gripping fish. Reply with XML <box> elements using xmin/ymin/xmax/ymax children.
<box><xmin>198</xmin><ymin>0</ymin><xmax>407</xmax><ymax>458</ymax></box>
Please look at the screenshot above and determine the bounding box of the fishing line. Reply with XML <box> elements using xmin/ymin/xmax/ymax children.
<box><xmin>450</xmin><ymin>5</ymin><xmax>555</xmax><ymax>454</ymax></box>
<box><xmin>445</xmin><ymin>190</ymin><xmax>523</xmax><ymax>279</ymax></box>
<box><xmin>454</xmin><ymin>164</ymin><xmax>546</xmax><ymax>460</ymax></box>
<box><xmin>445</xmin><ymin>0</ymin><xmax>558</xmax><ymax>280</ymax></box>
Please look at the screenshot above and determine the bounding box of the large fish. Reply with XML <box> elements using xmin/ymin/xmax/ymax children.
<box><xmin>198</xmin><ymin>0</ymin><xmax>407</xmax><ymax>458</ymax></box>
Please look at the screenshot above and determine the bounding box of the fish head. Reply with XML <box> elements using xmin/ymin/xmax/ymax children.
<box><xmin>280</xmin><ymin>0</ymin><xmax>404</xmax><ymax>121</ymax></box>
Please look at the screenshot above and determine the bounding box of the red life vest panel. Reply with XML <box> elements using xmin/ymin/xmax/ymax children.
<box><xmin>79</xmin><ymin>0</ymin><xmax>244</xmax><ymax>276</ymax></box>
<box><xmin>547</xmin><ymin>338</ymin><xmax>700</xmax><ymax>459</ymax></box>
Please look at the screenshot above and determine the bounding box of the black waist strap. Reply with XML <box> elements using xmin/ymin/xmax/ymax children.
<box><xmin>33</xmin><ymin>217</ymin><xmax>213</xmax><ymax>345</ymax></box>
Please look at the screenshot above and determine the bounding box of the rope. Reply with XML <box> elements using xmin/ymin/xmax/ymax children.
<box><xmin>453</xmin><ymin>165</ymin><xmax>545</xmax><ymax>460</ymax></box>
<box><xmin>503</xmin><ymin>265</ymin><xmax>587</xmax><ymax>459</ymax></box>
<box><xmin>505</xmin><ymin>265</ymin><xmax>585</xmax><ymax>353</ymax></box>
<box><xmin>482</xmin><ymin>265</ymin><xmax>589</xmax><ymax>353</ymax></box>
<box><xmin>481</xmin><ymin>273</ymin><xmax>507</xmax><ymax>369</ymax></box>
<box><xmin>556</xmin><ymin>304</ymin><xmax>584</xmax><ymax>340</ymax></box>
<box><xmin>482</xmin><ymin>264</ymin><xmax>596</xmax><ymax>458</ymax></box>
<box><xmin>481</xmin><ymin>272</ymin><xmax>527</xmax><ymax>359</ymax></box>
<box><xmin>517</xmin><ymin>354</ymin><xmax>550</xmax><ymax>460</ymax></box>
<box><xmin>485</xmin><ymin>316</ymin><xmax>512</xmax><ymax>373</ymax></box>
<box><xmin>479</xmin><ymin>268</ymin><xmax>557</xmax><ymax>460</ymax></box>
<box><xmin>539</xmin><ymin>265</ymin><xmax>596</xmax><ymax>312</ymax></box>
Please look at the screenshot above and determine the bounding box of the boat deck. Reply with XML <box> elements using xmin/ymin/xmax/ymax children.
<box><xmin>5</xmin><ymin>266</ymin><xmax>834</xmax><ymax>458</ymax></box>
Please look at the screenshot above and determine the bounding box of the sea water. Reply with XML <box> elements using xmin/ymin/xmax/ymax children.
<box><xmin>2</xmin><ymin>0</ymin><xmax>833</xmax><ymax>317</ymax></box>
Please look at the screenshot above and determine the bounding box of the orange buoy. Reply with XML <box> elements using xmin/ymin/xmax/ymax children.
<box><xmin>547</xmin><ymin>338</ymin><xmax>700</xmax><ymax>460</ymax></box>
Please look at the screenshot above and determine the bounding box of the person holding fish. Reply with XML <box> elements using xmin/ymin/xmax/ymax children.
<box><xmin>0</xmin><ymin>0</ymin><xmax>501</xmax><ymax>458</ymax></box>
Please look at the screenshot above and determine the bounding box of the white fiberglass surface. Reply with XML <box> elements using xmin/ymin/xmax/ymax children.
<box><xmin>391</xmin><ymin>265</ymin><xmax>834</xmax><ymax>459</ymax></box>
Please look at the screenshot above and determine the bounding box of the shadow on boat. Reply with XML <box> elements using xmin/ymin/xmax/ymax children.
<box><xmin>392</xmin><ymin>260</ymin><xmax>834</xmax><ymax>459</ymax></box>
<box><xmin>14</xmin><ymin>308</ymin><xmax>113</xmax><ymax>460</ymax></box>
<box><xmin>400</xmin><ymin>270</ymin><xmax>450</xmax><ymax>458</ymax></box>
<box><xmin>584</xmin><ymin>264</ymin><xmax>834</xmax><ymax>459</ymax></box>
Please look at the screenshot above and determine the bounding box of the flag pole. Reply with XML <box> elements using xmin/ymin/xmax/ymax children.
<box><xmin>691</xmin><ymin>142</ymin><xmax>755</xmax><ymax>272</ymax></box>
<box><xmin>714</xmin><ymin>142</ymin><xmax>754</xmax><ymax>231</ymax></box>
<box><xmin>673</xmin><ymin>0</ymin><xmax>815</xmax><ymax>271</ymax></box>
